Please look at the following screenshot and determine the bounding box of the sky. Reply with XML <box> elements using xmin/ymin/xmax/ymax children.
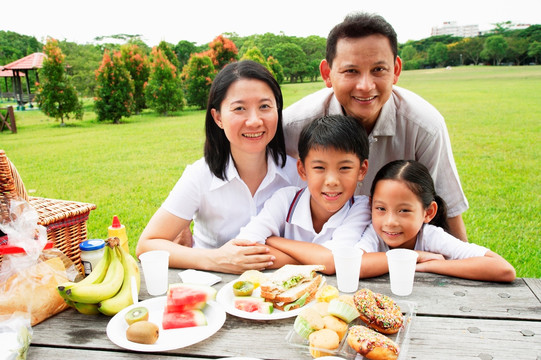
<box><xmin>2</xmin><ymin>0</ymin><xmax>540</xmax><ymax>47</ymax></box>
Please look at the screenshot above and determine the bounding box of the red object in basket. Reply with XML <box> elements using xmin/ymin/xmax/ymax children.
<box><xmin>0</xmin><ymin>241</ymin><xmax>54</xmax><ymax>255</ymax></box>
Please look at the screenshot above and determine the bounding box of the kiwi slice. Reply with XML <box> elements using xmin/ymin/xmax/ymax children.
<box><xmin>125</xmin><ymin>306</ymin><xmax>149</xmax><ymax>325</ymax></box>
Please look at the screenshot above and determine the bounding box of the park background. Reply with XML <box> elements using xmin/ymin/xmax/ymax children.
<box><xmin>1</xmin><ymin>18</ymin><xmax>540</xmax><ymax>278</ymax></box>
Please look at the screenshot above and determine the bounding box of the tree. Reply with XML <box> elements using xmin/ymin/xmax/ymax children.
<box><xmin>36</xmin><ymin>38</ymin><xmax>83</xmax><ymax>125</ymax></box>
<box><xmin>157</xmin><ymin>41</ymin><xmax>180</xmax><ymax>71</ymax></box>
<box><xmin>240</xmin><ymin>47</ymin><xmax>271</xmax><ymax>71</ymax></box>
<box><xmin>94</xmin><ymin>50</ymin><xmax>134</xmax><ymax>123</ymax></box>
<box><xmin>456</xmin><ymin>37</ymin><xmax>484</xmax><ymax>65</ymax></box>
<box><xmin>181</xmin><ymin>53</ymin><xmax>215</xmax><ymax>109</ymax></box>
<box><xmin>208</xmin><ymin>35</ymin><xmax>238</xmax><ymax>70</ymax></box>
<box><xmin>507</xmin><ymin>37</ymin><xmax>529</xmax><ymax>65</ymax></box>
<box><xmin>59</xmin><ymin>41</ymin><xmax>103</xmax><ymax>97</ymax></box>
<box><xmin>145</xmin><ymin>47</ymin><xmax>184</xmax><ymax>115</ymax></box>
<box><xmin>269</xmin><ymin>42</ymin><xmax>307</xmax><ymax>82</ymax></box>
<box><xmin>173</xmin><ymin>40</ymin><xmax>197</xmax><ymax>69</ymax></box>
<box><xmin>482</xmin><ymin>35</ymin><xmax>508</xmax><ymax>65</ymax></box>
<box><xmin>528</xmin><ymin>41</ymin><xmax>541</xmax><ymax>64</ymax></box>
<box><xmin>267</xmin><ymin>56</ymin><xmax>284</xmax><ymax>84</ymax></box>
<box><xmin>121</xmin><ymin>43</ymin><xmax>150</xmax><ymax>113</ymax></box>
<box><xmin>427</xmin><ymin>42</ymin><xmax>449</xmax><ymax>67</ymax></box>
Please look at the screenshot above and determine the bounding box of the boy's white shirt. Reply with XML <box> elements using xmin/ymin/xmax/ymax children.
<box><xmin>237</xmin><ymin>186</ymin><xmax>371</xmax><ymax>249</ymax></box>
<box><xmin>357</xmin><ymin>223</ymin><xmax>488</xmax><ymax>259</ymax></box>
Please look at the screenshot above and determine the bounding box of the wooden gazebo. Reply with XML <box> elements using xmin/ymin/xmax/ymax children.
<box><xmin>1</xmin><ymin>52</ymin><xmax>44</xmax><ymax>110</ymax></box>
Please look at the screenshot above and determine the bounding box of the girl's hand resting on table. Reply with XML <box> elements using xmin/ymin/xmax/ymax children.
<box><xmin>212</xmin><ymin>239</ymin><xmax>275</xmax><ymax>274</ymax></box>
<box><xmin>415</xmin><ymin>251</ymin><xmax>445</xmax><ymax>272</ymax></box>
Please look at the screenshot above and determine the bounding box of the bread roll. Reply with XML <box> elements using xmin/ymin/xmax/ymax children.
<box><xmin>0</xmin><ymin>257</ymin><xmax>69</xmax><ymax>325</ymax></box>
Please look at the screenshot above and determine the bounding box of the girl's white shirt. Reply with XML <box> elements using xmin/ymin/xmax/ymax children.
<box><xmin>357</xmin><ymin>223</ymin><xmax>488</xmax><ymax>259</ymax></box>
<box><xmin>237</xmin><ymin>186</ymin><xmax>371</xmax><ymax>250</ymax></box>
<box><xmin>161</xmin><ymin>154</ymin><xmax>304</xmax><ymax>249</ymax></box>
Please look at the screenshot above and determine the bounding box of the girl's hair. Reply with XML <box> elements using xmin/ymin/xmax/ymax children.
<box><xmin>370</xmin><ymin>160</ymin><xmax>450</xmax><ymax>232</ymax></box>
<box><xmin>297</xmin><ymin>114</ymin><xmax>369</xmax><ymax>164</ymax></box>
<box><xmin>326</xmin><ymin>12</ymin><xmax>398</xmax><ymax>68</ymax></box>
<box><xmin>204</xmin><ymin>60</ymin><xmax>286</xmax><ymax>180</ymax></box>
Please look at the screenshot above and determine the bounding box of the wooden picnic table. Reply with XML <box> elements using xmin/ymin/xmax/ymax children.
<box><xmin>27</xmin><ymin>268</ymin><xmax>541</xmax><ymax>360</ymax></box>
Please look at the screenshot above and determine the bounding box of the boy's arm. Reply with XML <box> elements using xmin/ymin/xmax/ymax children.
<box><xmin>415</xmin><ymin>251</ymin><xmax>516</xmax><ymax>282</ymax></box>
<box><xmin>265</xmin><ymin>236</ymin><xmax>335</xmax><ymax>274</ymax></box>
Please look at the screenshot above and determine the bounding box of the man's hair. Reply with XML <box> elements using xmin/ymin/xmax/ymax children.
<box><xmin>326</xmin><ymin>12</ymin><xmax>398</xmax><ymax>67</ymax></box>
<box><xmin>298</xmin><ymin>114</ymin><xmax>369</xmax><ymax>164</ymax></box>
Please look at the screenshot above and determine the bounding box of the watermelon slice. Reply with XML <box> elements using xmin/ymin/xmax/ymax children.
<box><xmin>234</xmin><ymin>297</ymin><xmax>274</xmax><ymax>314</ymax></box>
<box><xmin>162</xmin><ymin>309</ymin><xmax>207</xmax><ymax>329</ymax></box>
<box><xmin>166</xmin><ymin>283</ymin><xmax>217</xmax><ymax>311</ymax></box>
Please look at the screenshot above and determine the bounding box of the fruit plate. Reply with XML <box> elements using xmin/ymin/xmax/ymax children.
<box><xmin>216</xmin><ymin>279</ymin><xmax>317</xmax><ymax>320</ymax></box>
<box><xmin>285</xmin><ymin>300</ymin><xmax>416</xmax><ymax>360</ymax></box>
<box><xmin>106</xmin><ymin>296</ymin><xmax>226</xmax><ymax>352</ymax></box>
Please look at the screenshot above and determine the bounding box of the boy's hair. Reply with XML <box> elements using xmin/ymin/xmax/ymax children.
<box><xmin>326</xmin><ymin>12</ymin><xmax>398</xmax><ymax>68</ymax></box>
<box><xmin>370</xmin><ymin>160</ymin><xmax>450</xmax><ymax>232</ymax></box>
<box><xmin>298</xmin><ymin>114</ymin><xmax>369</xmax><ymax>164</ymax></box>
<box><xmin>204</xmin><ymin>60</ymin><xmax>286</xmax><ymax>180</ymax></box>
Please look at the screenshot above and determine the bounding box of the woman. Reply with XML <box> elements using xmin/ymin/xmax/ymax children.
<box><xmin>136</xmin><ymin>61</ymin><xmax>303</xmax><ymax>274</ymax></box>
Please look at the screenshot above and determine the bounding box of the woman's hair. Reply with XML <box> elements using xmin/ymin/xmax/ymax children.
<box><xmin>298</xmin><ymin>114</ymin><xmax>369</xmax><ymax>164</ymax></box>
<box><xmin>370</xmin><ymin>160</ymin><xmax>450</xmax><ymax>232</ymax></box>
<box><xmin>204</xmin><ymin>60</ymin><xmax>286</xmax><ymax>180</ymax></box>
<box><xmin>326</xmin><ymin>12</ymin><xmax>398</xmax><ymax>68</ymax></box>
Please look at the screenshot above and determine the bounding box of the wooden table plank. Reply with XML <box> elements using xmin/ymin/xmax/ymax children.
<box><xmin>524</xmin><ymin>278</ymin><xmax>541</xmax><ymax>302</ymax></box>
<box><xmin>28</xmin><ymin>314</ymin><xmax>541</xmax><ymax>360</ymax></box>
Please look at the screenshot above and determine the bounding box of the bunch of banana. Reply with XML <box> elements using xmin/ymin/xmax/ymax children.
<box><xmin>57</xmin><ymin>237</ymin><xmax>140</xmax><ymax>316</ymax></box>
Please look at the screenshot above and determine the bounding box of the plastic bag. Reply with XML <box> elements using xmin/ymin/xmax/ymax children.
<box><xmin>0</xmin><ymin>199</ymin><xmax>79</xmax><ymax>326</ymax></box>
<box><xmin>0</xmin><ymin>312</ymin><xmax>32</xmax><ymax>360</ymax></box>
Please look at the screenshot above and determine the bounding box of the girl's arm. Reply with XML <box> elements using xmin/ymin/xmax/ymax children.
<box><xmin>358</xmin><ymin>252</ymin><xmax>389</xmax><ymax>278</ymax></box>
<box><xmin>265</xmin><ymin>236</ymin><xmax>335</xmax><ymax>274</ymax></box>
<box><xmin>136</xmin><ymin>208</ymin><xmax>275</xmax><ymax>274</ymax></box>
<box><xmin>415</xmin><ymin>251</ymin><xmax>516</xmax><ymax>282</ymax></box>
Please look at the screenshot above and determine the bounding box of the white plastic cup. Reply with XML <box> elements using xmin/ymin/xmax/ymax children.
<box><xmin>386</xmin><ymin>249</ymin><xmax>419</xmax><ymax>296</ymax></box>
<box><xmin>139</xmin><ymin>250</ymin><xmax>170</xmax><ymax>296</ymax></box>
<box><xmin>332</xmin><ymin>247</ymin><xmax>363</xmax><ymax>293</ymax></box>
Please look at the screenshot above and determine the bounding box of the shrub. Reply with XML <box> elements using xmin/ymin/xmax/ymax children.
<box><xmin>94</xmin><ymin>50</ymin><xmax>134</xmax><ymax>123</ymax></box>
<box><xmin>181</xmin><ymin>54</ymin><xmax>215</xmax><ymax>109</ymax></box>
<box><xmin>144</xmin><ymin>47</ymin><xmax>184</xmax><ymax>115</ymax></box>
<box><xmin>36</xmin><ymin>38</ymin><xmax>83</xmax><ymax>125</ymax></box>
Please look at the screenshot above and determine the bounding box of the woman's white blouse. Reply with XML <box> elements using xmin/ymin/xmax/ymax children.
<box><xmin>161</xmin><ymin>154</ymin><xmax>303</xmax><ymax>249</ymax></box>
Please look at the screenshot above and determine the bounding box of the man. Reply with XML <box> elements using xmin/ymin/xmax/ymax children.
<box><xmin>283</xmin><ymin>12</ymin><xmax>469</xmax><ymax>241</ymax></box>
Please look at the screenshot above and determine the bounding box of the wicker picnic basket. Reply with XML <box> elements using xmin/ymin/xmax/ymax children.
<box><xmin>0</xmin><ymin>149</ymin><xmax>96</xmax><ymax>274</ymax></box>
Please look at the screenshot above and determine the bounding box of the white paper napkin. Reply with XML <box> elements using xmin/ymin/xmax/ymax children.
<box><xmin>178</xmin><ymin>269</ymin><xmax>222</xmax><ymax>286</ymax></box>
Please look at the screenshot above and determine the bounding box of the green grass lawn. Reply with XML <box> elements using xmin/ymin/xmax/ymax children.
<box><xmin>1</xmin><ymin>65</ymin><xmax>540</xmax><ymax>278</ymax></box>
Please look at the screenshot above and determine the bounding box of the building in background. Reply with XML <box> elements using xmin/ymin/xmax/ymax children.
<box><xmin>431</xmin><ymin>21</ymin><xmax>480</xmax><ymax>37</ymax></box>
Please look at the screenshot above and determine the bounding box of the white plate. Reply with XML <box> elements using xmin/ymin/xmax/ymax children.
<box><xmin>106</xmin><ymin>296</ymin><xmax>226</xmax><ymax>352</ymax></box>
<box><xmin>216</xmin><ymin>280</ymin><xmax>315</xmax><ymax>320</ymax></box>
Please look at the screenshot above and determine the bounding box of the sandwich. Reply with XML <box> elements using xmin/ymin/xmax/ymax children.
<box><xmin>260</xmin><ymin>264</ymin><xmax>325</xmax><ymax>311</ymax></box>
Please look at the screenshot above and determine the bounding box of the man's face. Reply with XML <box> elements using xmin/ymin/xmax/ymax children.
<box><xmin>321</xmin><ymin>34</ymin><xmax>401</xmax><ymax>133</ymax></box>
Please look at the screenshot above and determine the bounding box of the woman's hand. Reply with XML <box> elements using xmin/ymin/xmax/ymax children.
<box><xmin>210</xmin><ymin>239</ymin><xmax>275</xmax><ymax>274</ymax></box>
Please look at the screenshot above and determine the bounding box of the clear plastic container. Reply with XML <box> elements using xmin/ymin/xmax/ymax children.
<box><xmin>285</xmin><ymin>300</ymin><xmax>416</xmax><ymax>359</ymax></box>
<box><xmin>80</xmin><ymin>239</ymin><xmax>105</xmax><ymax>276</ymax></box>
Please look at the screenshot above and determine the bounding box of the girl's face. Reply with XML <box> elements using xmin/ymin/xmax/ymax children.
<box><xmin>371</xmin><ymin>179</ymin><xmax>436</xmax><ymax>249</ymax></box>
<box><xmin>211</xmin><ymin>79</ymin><xmax>278</xmax><ymax>159</ymax></box>
<box><xmin>298</xmin><ymin>146</ymin><xmax>368</xmax><ymax>226</ymax></box>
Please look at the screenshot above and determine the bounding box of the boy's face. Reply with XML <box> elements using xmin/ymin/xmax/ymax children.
<box><xmin>297</xmin><ymin>146</ymin><xmax>368</xmax><ymax>225</ymax></box>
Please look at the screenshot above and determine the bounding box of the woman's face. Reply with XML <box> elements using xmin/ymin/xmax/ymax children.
<box><xmin>211</xmin><ymin>79</ymin><xmax>278</xmax><ymax>159</ymax></box>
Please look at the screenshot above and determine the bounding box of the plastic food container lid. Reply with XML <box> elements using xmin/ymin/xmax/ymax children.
<box><xmin>80</xmin><ymin>239</ymin><xmax>105</xmax><ymax>251</ymax></box>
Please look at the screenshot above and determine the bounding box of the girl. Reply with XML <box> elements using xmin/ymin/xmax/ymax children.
<box><xmin>358</xmin><ymin>160</ymin><xmax>515</xmax><ymax>282</ymax></box>
<box><xmin>136</xmin><ymin>61</ymin><xmax>303</xmax><ymax>274</ymax></box>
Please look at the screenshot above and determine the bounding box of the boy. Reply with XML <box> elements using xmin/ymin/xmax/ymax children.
<box><xmin>235</xmin><ymin>114</ymin><xmax>370</xmax><ymax>274</ymax></box>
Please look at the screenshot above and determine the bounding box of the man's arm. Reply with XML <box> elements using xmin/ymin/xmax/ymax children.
<box><xmin>447</xmin><ymin>214</ymin><xmax>468</xmax><ymax>242</ymax></box>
